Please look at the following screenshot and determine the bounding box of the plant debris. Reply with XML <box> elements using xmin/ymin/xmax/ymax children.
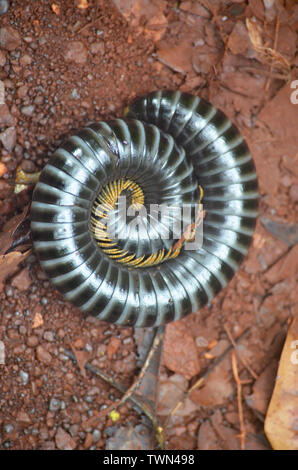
<box><xmin>0</xmin><ymin>0</ymin><xmax>296</xmax><ymax>450</ymax></box>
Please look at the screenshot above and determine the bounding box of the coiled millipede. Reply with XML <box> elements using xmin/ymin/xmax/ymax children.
<box><xmin>30</xmin><ymin>91</ymin><xmax>258</xmax><ymax>327</ymax></box>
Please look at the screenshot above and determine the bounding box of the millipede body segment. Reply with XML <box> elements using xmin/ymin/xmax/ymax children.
<box><xmin>30</xmin><ymin>91</ymin><xmax>258</xmax><ymax>327</ymax></box>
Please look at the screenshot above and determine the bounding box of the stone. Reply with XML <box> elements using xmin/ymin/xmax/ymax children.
<box><xmin>0</xmin><ymin>50</ymin><xmax>6</xmax><ymax>67</ymax></box>
<box><xmin>0</xmin><ymin>104</ymin><xmax>14</xmax><ymax>127</ymax></box>
<box><xmin>106</xmin><ymin>424</ymin><xmax>154</xmax><ymax>450</ymax></box>
<box><xmin>11</xmin><ymin>267</ymin><xmax>31</xmax><ymax>291</ymax></box>
<box><xmin>21</xmin><ymin>105</ymin><xmax>35</xmax><ymax>117</ymax></box>
<box><xmin>157</xmin><ymin>374</ymin><xmax>188</xmax><ymax>416</ymax></box>
<box><xmin>0</xmin><ymin>1</ymin><xmax>9</xmax><ymax>15</ymax></box>
<box><xmin>36</xmin><ymin>345</ymin><xmax>52</xmax><ymax>364</ymax></box>
<box><xmin>228</xmin><ymin>20</ymin><xmax>255</xmax><ymax>57</ymax></box>
<box><xmin>43</xmin><ymin>331</ymin><xmax>55</xmax><ymax>342</ymax></box>
<box><xmin>246</xmin><ymin>360</ymin><xmax>279</xmax><ymax>415</ymax></box>
<box><xmin>0</xmin><ymin>26</ymin><xmax>21</xmax><ymax>51</ymax></box>
<box><xmin>0</xmin><ymin>126</ymin><xmax>16</xmax><ymax>151</ymax></box>
<box><xmin>83</xmin><ymin>432</ymin><xmax>93</xmax><ymax>449</ymax></box>
<box><xmin>55</xmin><ymin>427</ymin><xmax>76</xmax><ymax>450</ymax></box>
<box><xmin>49</xmin><ymin>397</ymin><xmax>62</xmax><ymax>412</ymax></box>
<box><xmin>90</xmin><ymin>42</ymin><xmax>105</xmax><ymax>55</ymax></box>
<box><xmin>17</xmin><ymin>84</ymin><xmax>28</xmax><ymax>99</ymax></box>
<box><xmin>190</xmin><ymin>356</ymin><xmax>233</xmax><ymax>406</ymax></box>
<box><xmin>163</xmin><ymin>321</ymin><xmax>200</xmax><ymax>379</ymax></box>
<box><xmin>157</xmin><ymin>41</ymin><xmax>194</xmax><ymax>75</ymax></box>
<box><xmin>180</xmin><ymin>0</ymin><xmax>210</xmax><ymax>18</ymax></box>
<box><xmin>64</xmin><ymin>41</ymin><xmax>88</xmax><ymax>64</ymax></box>
<box><xmin>265</xmin><ymin>244</ymin><xmax>298</xmax><ymax>285</ymax></box>
<box><xmin>107</xmin><ymin>336</ymin><xmax>121</xmax><ymax>359</ymax></box>
<box><xmin>211</xmin><ymin>410</ymin><xmax>241</xmax><ymax>450</ymax></box>
<box><xmin>19</xmin><ymin>370</ymin><xmax>29</xmax><ymax>385</ymax></box>
<box><xmin>26</xmin><ymin>335</ymin><xmax>39</xmax><ymax>347</ymax></box>
<box><xmin>198</xmin><ymin>420</ymin><xmax>221</xmax><ymax>450</ymax></box>
<box><xmin>20</xmin><ymin>54</ymin><xmax>32</xmax><ymax>66</ymax></box>
<box><xmin>16</xmin><ymin>410</ymin><xmax>31</xmax><ymax>425</ymax></box>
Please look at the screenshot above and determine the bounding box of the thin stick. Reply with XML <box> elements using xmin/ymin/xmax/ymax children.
<box><xmin>224</xmin><ymin>325</ymin><xmax>258</xmax><ymax>380</ymax></box>
<box><xmin>164</xmin><ymin>327</ymin><xmax>252</xmax><ymax>431</ymax></box>
<box><xmin>83</xmin><ymin>327</ymin><xmax>164</xmax><ymax>420</ymax></box>
<box><xmin>231</xmin><ymin>350</ymin><xmax>246</xmax><ymax>450</ymax></box>
<box><xmin>265</xmin><ymin>16</ymin><xmax>280</xmax><ymax>95</ymax></box>
<box><xmin>63</xmin><ymin>328</ymin><xmax>164</xmax><ymax>443</ymax></box>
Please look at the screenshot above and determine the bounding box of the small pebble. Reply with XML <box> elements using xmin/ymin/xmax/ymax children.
<box><xmin>0</xmin><ymin>1</ymin><xmax>10</xmax><ymax>16</ymax></box>
<box><xmin>0</xmin><ymin>26</ymin><xmax>21</xmax><ymax>51</ymax></box>
<box><xmin>43</xmin><ymin>331</ymin><xmax>54</xmax><ymax>342</ymax></box>
<box><xmin>84</xmin><ymin>395</ymin><xmax>93</xmax><ymax>403</ymax></box>
<box><xmin>92</xmin><ymin>429</ymin><xmax>101</xmax><ymax>443</ymax></box>
<box><xmin>122</xmin><ymin>337</ymin><xmax>131</xmax><ymax>345</ymax></box>
<box><xmin>19</xmin><ymin>325</ymin><xmax>27</xmax><ymax>335</ymax></box>
<box><xmin>55</xmin><ymin>427</ymin><xmax>76</xmax><ymax>450</ymax></box>
<box><xmin>36</xmin><ymin>345</ymin><xmax>52</xmax><ymax>364</ymax></box>
<box><xmin>0</xmin><ymin>103</ymin><xmax>14</xmax><ymax>127</ymax></box>
<box><xmin>90</xmin><ymin>42</ymin><xmax>105</xmax><ymax>55</ymax></box>
<box><xmin>21</xmin><ymin>105</ymin><xmax>35</xmax><ymax>117</ymax></box>
<box><xmin>0</xmin><ymin>51</ymin><xmax>6</xmax><ymax>67</ymax></box>
<box><xmin>49</xmin><ymin>397</ymin><xmax>62</xmax><ymax>412</ymax></box>
<box><xmin>4</xmin><ymin>424</ymin><xmax>14</xmax><ymax>434</ymax></box>
<box><xmin>104</xmin><ymin>425</ymin><xmax>117</xmax><ymax>437</ymax></box>
<box><xmin>41</xmin><ymin>297</ymin><xmax>48</xmax><ymax>306</ymax></box>
<box><xmin>17</xmin><ymin>84</ymin><xmax>29</xmax><ymax>99</ymax></box>
<box><xmin>64</xmin><ymin>41</ymin><xmax>88</xmax><ymax>64</ymax></box>
<box><xmin>20</xmin><ymin>54</ymin><xmax>32</xmax><ymax>66</ymax></box>
<box><xmin>70</xmin><ymin>88</ymin><xmax>80</xmax><ymax>100</ymax></box>
<box><xmin>19</xmin><ymin>370</ymin><xmax>29</xmax><ymax>385</ymax></box>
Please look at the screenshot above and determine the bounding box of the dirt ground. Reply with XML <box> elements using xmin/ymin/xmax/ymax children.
<box><xmin>0</xmin><ymin>0</ymin><xmax>297</xmax><ymax>450</ymax></box>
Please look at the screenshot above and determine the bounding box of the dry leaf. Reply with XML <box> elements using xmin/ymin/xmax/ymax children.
<box><xmin>264</xmin><ymin>316</ymin><xmax>298</xmax><ymax>450</ymax></box>
<box><xmin>51</xmin><ymin>3</ymin><xmax>60</xmax><ymax>15</ymax></box>
<box><xmin>112</xmin><ymin>0</ymin><xmax>168</xmax><ymax>41</ymax></box>
<box><xmin>70</xmin><ymin>345</ymin><xmax>90</xmax><ymax>378</ymax></box>
<box><xmin>14</xmin><ymin>167</ymin><xmax>40</xmax><ymax>194</ymax></box>
<box><xmin>32</xmin><ymin>312</ymin><xmax>44</xmax><ymax>329</ymax></box>
<box><xmin>0</xmin><ymin>162</ymin><xmax>7</xmax><ymax>177</ymax></box>
<box><xmin>0</xmin><ymin>250</ymin><xmax>31</xmax><ymax>291</ymax></box>
<box><xmin>246</xmin><ymin>18</ymin><xmax>290</xmax><ymax>75</ymax></box>
<box><xmin>76</xmin><ymin>0</ymin><xmax>89</xmax><ymax>10</ymax></box>
<box><xmin>0</xmin><ymin>204</ymin><xmax>30</xmax><ymax>255</ymax></box>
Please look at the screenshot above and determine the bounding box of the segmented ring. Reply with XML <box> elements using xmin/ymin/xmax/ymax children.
<box><xmin>30</xmin><ymin>91</ymin><xmax>258</xmax><ymax>327</ymax></box>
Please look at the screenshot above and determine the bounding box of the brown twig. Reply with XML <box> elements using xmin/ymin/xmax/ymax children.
<box><xmin>264</xmin><ymin>16</ymin><xmax>280</xmax><ymax>96</ymax></box>
<box><xmin>231</xmin><ymin>350</ymin><xmax>246</xmax><ymax>450</ymax></box>
<box><xmin>63</xmin><ymin>327</ymin><xmax>164</xmax><ymax>446</ymax></box>
<box><xmin>86</xmin><ymin>327</ymin><xmax>164</xmax><ymax>420</ymax></box>
<box><xmin>64</xmin><ymin>347</ymin><xmax>159</xmax><ymax>425</ymax></box>
<box><xmin>164</xmin><ymin>327</ymin><xmax>252</xmax><ymax>431</ymax></box>
<box><xmin>239</xmin><ymin>66</ymin><xmax>290</xmax><ymax>81</ymax></box>
<box><xmin>166</xmin><ymin>376</ymin><xmax>205</xmax><ymax>423</ymax></box>
<box><xmin>224</xmin><ymin>324</ymin><xmax>258</xmax><ymax>380</ymax></box>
